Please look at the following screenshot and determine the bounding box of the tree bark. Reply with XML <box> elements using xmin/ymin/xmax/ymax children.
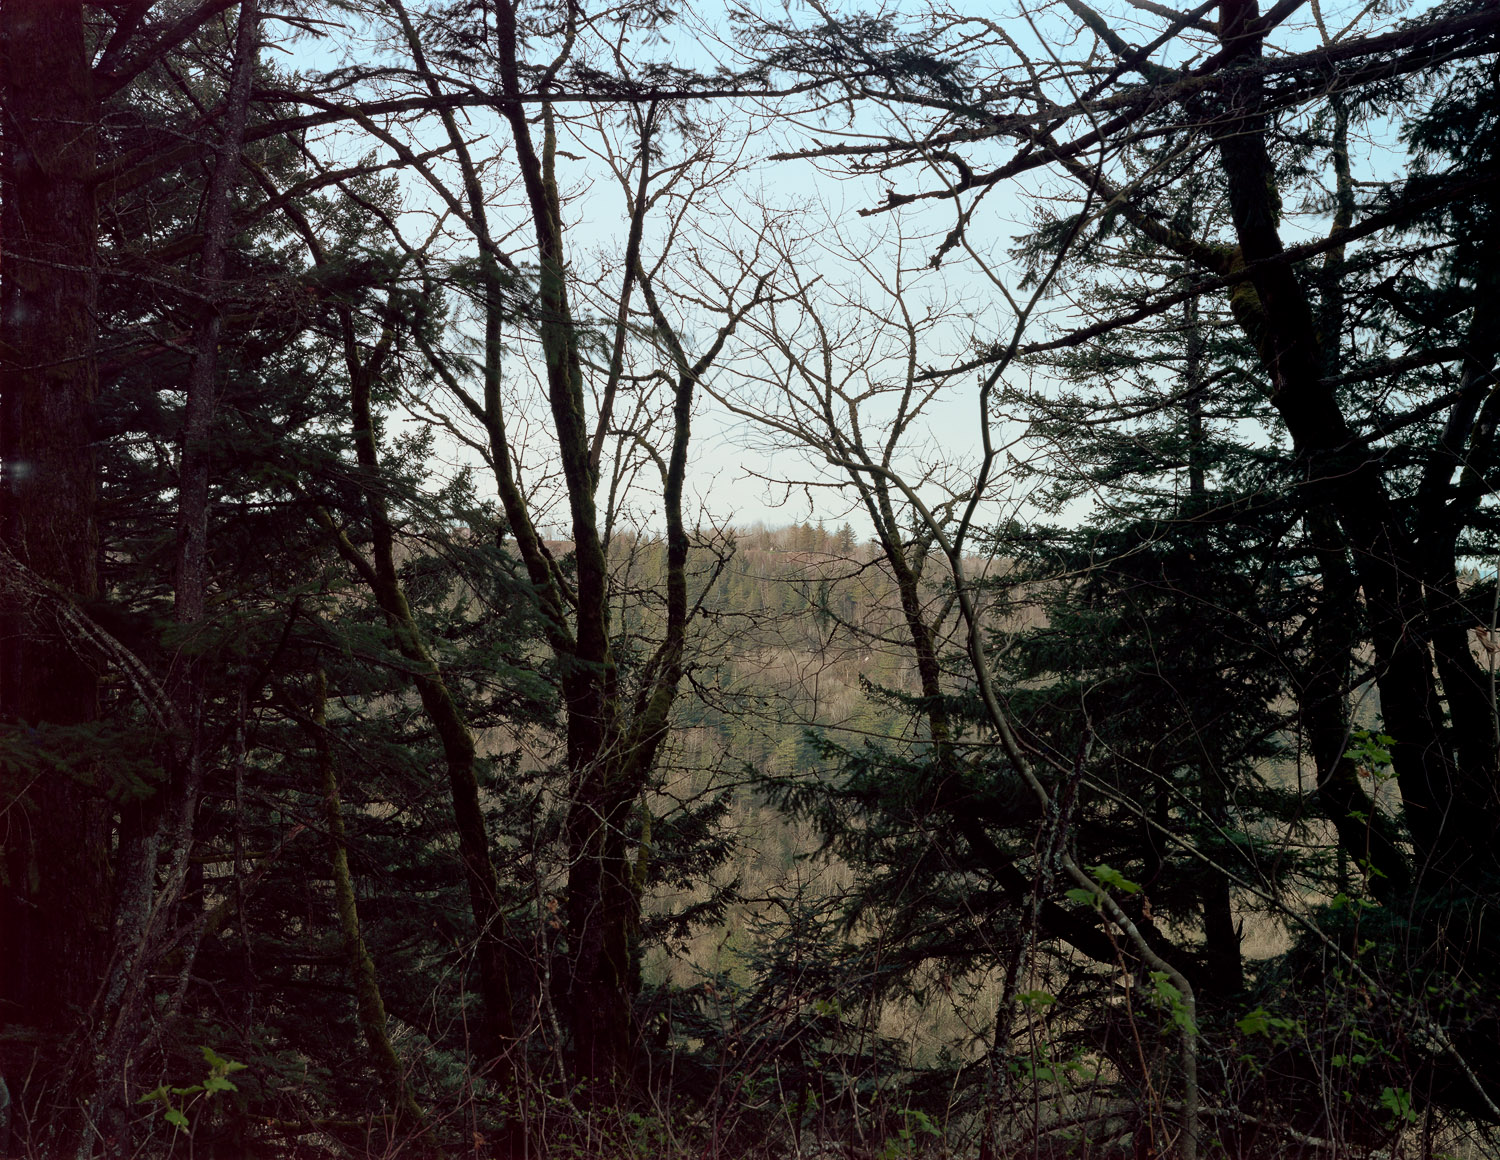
<box><xmin>393</xmin><ymin>0</ymin><xmax>735</xmax><ymax>1089</ymax></box>
<box><xmin>1183</xmin><ymin>292</ymin><xmax>1244</xmax><ymax>995</ymax></box>
<box><xmin>1411</xmin><ymin>257</ymin><xmax>1500</xmax><ymax>869</ymax></box>
<box><xmin>1301</xmin><ymin>508</ymin><xmax>1413</xmax><ymax>898</ymax></box>
<box><xmin>486</xmin><ymin>13</ymin><xmax>678</xmax><ymax>1086</ymax></box>
<box><xmin>310</xmin><ymin>669</ymin><xmax>427</xmax><ymax>1134</ymax></box>
<box><xmin>330</xmin><ymin>312</ymin><xmax>519</xmax><ymax>1072</ymax></box>
<box><xmin>81</xmin><ymin>8</ymin><xmax>263</xmax><ymax>1150</ymax></box>
<box><xmin>0</xmin><ymin>1</ymin><xmax>109</xmax><ymax>1138</ymax></box>
<box><xmin>1214</xmin><ymin>0</ymin><xmax>1464</xmax><ymax>874</ymax></box>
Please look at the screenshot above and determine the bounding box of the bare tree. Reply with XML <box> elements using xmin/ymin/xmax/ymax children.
<box><xmin>327</xmin><ymin>0</ymin><xmax>774</xmax><ymax>1091</ymax></box>
<box><xmin>701</xmin><ymin>193</ymin><xmax>1215</xmax><ymax>1153</ymax></box>
<box><xmin>721</xmin><ymin>0</ymin><xmax>1500</xmax><ymax>1146</ymax></box>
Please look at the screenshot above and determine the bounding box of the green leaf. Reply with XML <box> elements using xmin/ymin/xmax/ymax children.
<box><xmin>203</xmin><ymin>1075</ymin><xmax>237</xmax><ymax>1093</ymax></box>
<box><xmin>1345</xmin><ymin>729</ymin><xmax>1394</xmax><ymax>766</ymax></box>
<box><xmin>1017</xmin><ymin>989</ymin><xmax>1056</xmax><ymax>1007</ymax></box>
<box><xmin>1149</xmin><ymin>972</ymin><xmax>1197</xmax><ymax>1033</ymax></box>
<box><xmin>165</xmin><ymin>1108</ymin><xmax>189</xmax><ymax>1130</ymax></box>
<box><xmin>1065</xmin><ymin>887</ymin><xmax>1096</xmax><ymax>906</ymax></box>
<box><xmin>1149</xmin><ymin>971</ymin><xmax>1181</xmax><ymax>1002</ymax></box>
<box><xmin>1237</xmin><ymin>1008</ymin><xmax>1269</xmax><ymax>1035</ymax></box>
<box><xmin>1380</xmin><ymin>1086</ymin><xmax>1418</xmax><ymax>1124</ymax></box>
<box><xmin>1090</xmin><ymin>864</ymin><xmax>1140</xmax><ymax>893</ymax></box>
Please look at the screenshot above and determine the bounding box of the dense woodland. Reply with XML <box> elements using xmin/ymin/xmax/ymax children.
<box><xmin>2</xmin><ymin>0</ymin><xmax>1499</xmax><ymax>1156</ymax></box>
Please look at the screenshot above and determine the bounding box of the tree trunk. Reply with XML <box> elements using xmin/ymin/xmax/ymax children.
<box><xmin>311</xmin><ymin>669</ymin><xmax>426</xmax><ymax>1135</ymax></box>
<box><xmin>1214</xmin><ymin>0</ymin><xmax>1467</xmax><ymax>873</ymax></box>
<box><xmin>489</xmin><ymin>8</ymin><xmax>652</xmax><ymax>1086</ymax></box>
<box><xmin>333</xmin><ymin>318</ymin><xmax>519</xmax><ymax>1072</ymax></box>
<box><xmin>0</xmin><ymin>0</ymin><xmax>109</xmax><ymax>1139</ymax></box>
<box><xmin>1181</xmin><ymin>291</ymin><xmax>1244</xmax><ymax>994</ymax></box>
<box><xmin>86</xmin><ymin>8</ymin><xmax>262</xmax><ymax>1148</ymax></box>
<box><xmin>1411</xmin><ymin>263</ymin><xmax>1500</xmax><ymax>869</ymax></box>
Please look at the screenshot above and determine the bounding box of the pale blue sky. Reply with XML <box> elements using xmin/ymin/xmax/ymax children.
<box><xmin>274</xmin><ymin>0</ymin><xmax>1429</xmax><ymax>542</ymax></box>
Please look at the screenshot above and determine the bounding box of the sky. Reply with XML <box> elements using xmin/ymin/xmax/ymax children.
<box><xmin>273</xmin><ymin>5</ymin><xmax>1043</xmax><ymax>536</ymax></box>
<box><xmin>274</xmin><ymin>0</ymin><xmax>1427</xmax><ymax>543</ymax></box>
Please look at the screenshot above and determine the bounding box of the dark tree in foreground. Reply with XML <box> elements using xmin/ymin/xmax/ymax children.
<box><xmin>738</xmin><ymin>0</ymin><xmax>1500</xmax><ymax>1150</ymax></box>
<box><xmin>0</xmin><ymin>0</ymin><xmax>109</xmax><ymax>1052</ymax></box>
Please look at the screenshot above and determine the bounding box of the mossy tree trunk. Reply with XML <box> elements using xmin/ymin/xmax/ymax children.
<box><xmin>315</xmin><ymin>297</ymin><xmax>520</xmax><ymax>1075</ymax></box>
<box><xmin>309</xmin><ymin>669</ymin><xmax>427</xmax><ymax>1136</ymax></box>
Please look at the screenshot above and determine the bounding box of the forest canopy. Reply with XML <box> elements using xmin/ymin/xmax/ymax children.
<box><xmin>2</xmin><ymin>0</ymin><xmax>1499</xmax><ymax>1156</ymax></box>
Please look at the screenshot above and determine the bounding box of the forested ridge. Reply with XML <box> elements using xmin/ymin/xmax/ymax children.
<box><xmin>1</xmin><ymin>0</ymin><xmax>1498</xmax><ymax>1156</ymax></box>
